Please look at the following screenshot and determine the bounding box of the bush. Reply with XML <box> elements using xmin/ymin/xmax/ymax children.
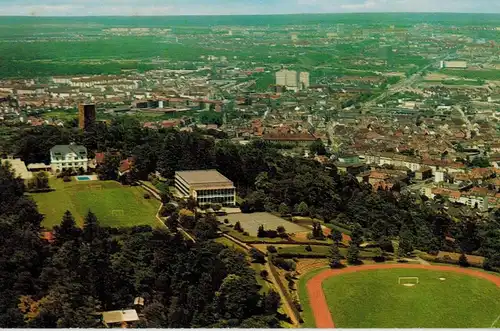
<box><xmin>143</xmin><ymin>193</ymin><xmax>151</xmax><ymax>199</ymax></box>
<box><xmin>260</xmin><ymin>269</ymin><xmax>269</xmax><ymax>279</ymax></box>
<box><xmin>242</xmin><ymin>231</ymin><xmax>249</xmax><ymax>236</ymax></box>
<box><xmin>63</xmin><ymin>175</ymin><xmax>71</xmax><ymax>182</ymax></box>
<box><xmin>285</xmin><ymin>272</ymin><xmax>294</xmax><ymax>282</ymax></box>
<box><xmin>288</xmin><ymin>279</ymin><xmax>295</xmax><ymax>290</ymax></box>
<box><xmin>458</xmin><ymin>253</ymin><xmax>470</xmax><ymax>267</ymax></box>
<box><xmin>267</xmin><ymin>245</ymin><xmax>278</xmax><ymax>253</ymax></box>
<box><xmin>224</xmin><ymin>218</ymin><xmax>229</xmax><ymax>224</ymax></box>
<box><xmin>234</xmin><ymin>221</ymin><xmax>243</xmax><ymax>232</ymax></box>
<box><xmin>305</xmin><ymin>245</ymin><xmax>312</xmax><ymax>252</ymax></box>
<box><xmin>271</xmin><ymin>256</ymin><xmax>296</xmax><ymax>271</ymax></box>
<box><xmin>250</xmin><ymin>248</ymin><xmax>266</xmax><ymax>263</ymax></box>
<box><xmin>292</xmin><ymin>299</ymin><xmax>303</xmax><ymax>312</ymax></box>
<box><xmin>266</xmin><ymin>230</ymin><xmax>278</xmax><ymax>239</ymax></box>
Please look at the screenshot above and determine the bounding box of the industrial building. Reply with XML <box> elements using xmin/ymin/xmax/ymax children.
<box><xmin>275</xmin><ymin>69</ymin><xmax>310</xmax><ymax>92</ymax></box>
<box><xmin>78</xmin><ymin>103</ymin><xmax>96</xmax><ymax>130</ymax></box>
<box><xmin>175</xmin><ymin>170</ymin><xmax>236</xmax><ymax>206</ymax></box>
<box><xmin>440</xmin><ymin>61</ymin><xmax>468</xmax><ymax>69</ymax></box>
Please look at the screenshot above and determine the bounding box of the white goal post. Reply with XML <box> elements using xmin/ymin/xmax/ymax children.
<box><xmin>398</xmin><ymin>277</ymin><xmax>419</xmax><ymax>284</ymax></box>
<box><xmin>112</xmin><ymin>209</ymin><xmax>125</xmax><ymax>216</ymax></box>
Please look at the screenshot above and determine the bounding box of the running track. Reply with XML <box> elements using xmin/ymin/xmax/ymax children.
<box><xmin>306</xmin><ymin>264</ymin><xmax>500</xmax><ymax>328</ymax></box>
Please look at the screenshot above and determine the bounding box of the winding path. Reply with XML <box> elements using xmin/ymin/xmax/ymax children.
<box><xmin>306</xmin><ymin>264</ymin><xmax>500</xmax><ymax>328</ymax></box>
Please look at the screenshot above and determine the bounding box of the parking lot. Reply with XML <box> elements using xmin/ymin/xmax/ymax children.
<box><xmin>219</xmin><ymin>212</ymin><xmax>308</xmax><ymax>236</ymax></box>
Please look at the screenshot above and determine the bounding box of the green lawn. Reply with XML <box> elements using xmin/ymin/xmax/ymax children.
<box><xmin>31</xmin><ymin>178</ymin><xmax>161</xmax><ymax>229</ymax></box>
<box><xmin>315</xmin><ymin>269</ymin><xmax>500</xmax><ymax>328</ymax></box>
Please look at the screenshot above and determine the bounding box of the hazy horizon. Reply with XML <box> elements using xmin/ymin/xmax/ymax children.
<box><xmin>0</xmin><ymin>0</ymin><xmax>499</xmax><ymax>16</ymax></box>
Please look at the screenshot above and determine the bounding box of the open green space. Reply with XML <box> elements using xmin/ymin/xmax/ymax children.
<box><xmin>307</xmin><ymin>269</ymin><xmax>500</xmax><ymax>328</ymax></box>
<box><xmin>30</xmin><ymin>178</ymin><xmax>160</xmax><ymax>229</ymax></box>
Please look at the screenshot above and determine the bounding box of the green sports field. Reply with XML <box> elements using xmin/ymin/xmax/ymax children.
<box><xmin>301</xmin><ymin>268</ymin><xmax>500</xmax><ymax>328</ymax></box>
<box><xmin>31</xmin><ymin>178</ymin><xmax>161</xmax><ymax>229</ymax></box>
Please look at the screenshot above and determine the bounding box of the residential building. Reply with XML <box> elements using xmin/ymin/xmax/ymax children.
<box><xmin>50</xmin><ymin>144</ymin><xmax>88</xmax><ymax>173</ymax></box>
<box><xmin>78</xmin><ymin>103</ymin><xmax>96</xmax><ymax>130</ymax></box>
<box><xmin>175</xmin><ymin>170</ymin><xmax>236</xmax><ymax>206</ymax></box>
<box><xmin>275</xmin><ymin>69</ymin><xmax>310</xmax><ymax>92</ymax></box>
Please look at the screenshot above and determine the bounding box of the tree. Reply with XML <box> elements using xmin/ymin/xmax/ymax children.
<box><xmin>278</xmin><ymin>203</ymin><xmax>290</xmax><ymax>216</ymax></box>
<box><xmin>458</xmin><ymin>252</ymin><xmax>470</xmax><ymax>267</ymax></box>
<box><xmin>166</xmin><ymin>212</ymin><xmax>179</xmax><ymax>232</ymax></box>
<box><xmin>234</xmin><ymin>221</ymin><xmax>243</xmax><ymax>232</ymax></box>
<box><xmin>249</xmin><ymin>248</ymin><xmax>265</xmax><ymax>264</ymax></box>
<box><xmin>263</xmin><ymin>290</ymin><xmax>281</xmax><ymax>313</ymax></box>
<box><xmin>296</xmin><ymin>201</ymin><xmax>309</xmax><ymax>216</ymax></box>
<box><xmin>53</xmin><ymin>210</ymin><xmax>81</xmax><ymax>246</ymax></box>
<box><xmin>347</xmin><ymin>244</ymin><xmax>360</xmax><ymax>265</ymax></box>
<box><xmin>329</xmin><ymin>243</ymin><xmax>343</xmax><ymax>268</ymax></box>
<box><xmin>398</xmin><ymin>226</ymin><xmax>414</xmax><ymax>257</ymax></box>
<box><xmin>331</xmin><ymin>229</ymin><xmax>343</xmax><ymax>244</ymax></box>
<box><xmin>311</xmin><ymin>221</ymin><xmax>324</xmax><ymax>239</ymax></box>
<box><xmin>257</xmin><ymin>225</ymin><xmax>266</xmax><ymax>238</ymax></box>
<box><xmin>82</xmin><ymin>211</ymin><xmax>100</xmax><ymax>243</ymax></box>
<box><xmin>276</xmin><ymin>225</ymin><xmax>286</xmax><ymax>235</ymax></box>
<box><xmin>27</xmin><ymin>172</ymin><xmax>50</xmax><ymax>191</ymax></box>
<box><xmin>350</xmin><ymin>223</ymin><xmax>364</xmax><ymax>247</ymax></box>
<box><xmin>97</xmin><ymin>153</ymin><xmax>120</xmax><ymax>181</ymax></box>
<box><xmin>211</xmin><ymin>203</ymin><xmax>222</xmax><ymax>212</ymax></box>
<box><xmin>260</xmin><ymin>269</ymin><xmax>269</xmax><ymax>280</ymax></box>
<box><xmin>310</xmin><ymin>139</ymin><xmax>327</xmax><ymax>156</ymax></box>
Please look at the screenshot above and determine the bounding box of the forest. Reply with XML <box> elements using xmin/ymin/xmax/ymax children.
<box><xmin>1</xmin><ymin>118</ymin><xmax>500</xmax><ymax>327</ymax></box>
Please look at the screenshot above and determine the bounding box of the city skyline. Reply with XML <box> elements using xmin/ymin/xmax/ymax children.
<box><xmin>1</xmin><ymin>0</ymin><xmax>500</xmax><ymax>16</ymax></box>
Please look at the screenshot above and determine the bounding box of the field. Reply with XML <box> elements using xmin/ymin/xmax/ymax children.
<box><xmin>300</xmin><ymin>265</ymin><xmax>500</xmax><ymax>328</ymax></box>
<box><xmin>31</xmin><ymin>178</ymin><xmax>161</xmax><ymax>229</ymax></box>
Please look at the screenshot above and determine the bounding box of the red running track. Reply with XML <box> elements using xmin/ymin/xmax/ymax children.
<box><xmin>306</xmin><ymin>264</ymin><xmax>500</xmax><ymax>328</ymax></box>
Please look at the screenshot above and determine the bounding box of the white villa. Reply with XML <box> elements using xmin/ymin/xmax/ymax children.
<box><xmin>50</xmin><ymin>144</ymin><xmax>88</xmax><ymax>173</ymax></box>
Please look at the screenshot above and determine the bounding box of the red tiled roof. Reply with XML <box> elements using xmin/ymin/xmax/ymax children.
<box><xmin>95</xmin><ymin>152</ymin><xmax>105</xmax><ymax>165</ymax></box>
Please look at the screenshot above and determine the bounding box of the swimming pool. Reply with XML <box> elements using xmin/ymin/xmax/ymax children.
<box><xmin>76</xmin><ymin>176</ymin><xmax>91</xmax><ymax>181</ymax></box>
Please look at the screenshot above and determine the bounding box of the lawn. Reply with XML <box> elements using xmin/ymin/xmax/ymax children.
<box><xmin>31</xmin><ymin>178</ymin><xmax>161</xmax><ymax>229</ymax></box>
<box><xmin>310</xmin><ymin>269</ymin><xmax>500</xmax><ymax>328</ymax></box>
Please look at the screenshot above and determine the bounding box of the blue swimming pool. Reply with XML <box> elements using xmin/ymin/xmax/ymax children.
<box><xmin>76</xmin><ymin>176</ymin><xmax>91</xmax><ymax>181</ymax></box>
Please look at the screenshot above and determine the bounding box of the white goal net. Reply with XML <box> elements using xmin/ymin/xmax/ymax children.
<box><xmin>398</xmin><ymin>277</ymin><xmax>419</xmax><ymax>286</ymax></box>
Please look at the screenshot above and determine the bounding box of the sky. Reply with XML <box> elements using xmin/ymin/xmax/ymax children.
<box><xmin>0</xmin><ymin>0</ymin><xmax>500</xmax><ymax>16</ymax></box>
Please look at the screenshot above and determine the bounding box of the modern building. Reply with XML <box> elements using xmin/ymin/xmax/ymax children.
<box><xmin>50</xmin><ymin>144</ymin><xmax>88</xmax><ymax>173</ymax></box>
<box><xmin>78</xmin><ymin>103</ymin><xmax>96</xmax><ymax>130</ymax></box>
<box><xmin>275</xmin><ymin>69</ymin><xmax>309</xmax><ymax>92</ymax></box>
<box><xmin>299</xmin><ymin>72</ymin><xmax>310</xmax><ymax>90</ymax></box>
<box><xmin>1</xmin><ymin>157</ymin><xmax>32</xmax><ymax>180</ymax></box>
<box><xmin>175</xmin><ymin>170</ymin><xmax>236</xmax><ymax>206</ymax></box>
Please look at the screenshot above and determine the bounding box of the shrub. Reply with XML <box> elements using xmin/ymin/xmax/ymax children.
<box><xmin>458</xmin><ymin>253</ymin><xmax>470</xmax><ymax>267</ymax></box>
<box><xmin>63</xmin><ymin>176</ymin><xmax>71</xmax><ymax>182</ymax></box>
<box><xmin>305</xmin><ymin>245</ymin><xmax>312</xmax><ymax>252</ymax></box>
<box><xmin>143</xmin><ymin>193</ymin><xmax>151</xmax><ymax>199</ymax></box>
<box><xmin>285</xmin><ymin>272</ymin><xmax>294</xmax><ymax>282</ymax></box>
<box><xmin>279</xmin><ymin>232</ymin><xmax>289</xmax><ymax>239</ymax></box>
<box><xmin>242</xmin><ymin>231</ymin><xmax>249</xmax><ymax>236</ymax></box>
<box><xmin>234</xmin><ymin>221</ymin><xmax>243</xmax><ymax>232</ymax></box>
<box><xmin>293</xmin><ymin>299</ymin><xmax>303</xmax><ymax>312</ymax></box>
<box><xmin>260</xmin><ymin>269</ymin><xmax>269</xmax><ymax>279</ymax></box>
<box><xmin>223</xmin><ymin>218</ymin><xmax>229</xmax><ymax>224</ymax></box>
<box><xmin>250</xmin><ymin>248</ymin><xmax>266</xmax><ymax>263</ymax></box>
<box><xmin>288</xmin><ymin>279</ymin><xmax>295</xmax><ymax>290</ymax></box>
<box><xmin>271</xmin><ymin>256</ymin><xmax>296</xmax><ymax>271</ymax></box>
<box><xmin>267</xmin><ymin>245</ymin><xmax>278</xmax><ymax>253</ymax></box>
<box><xmin>266</xmin><ymin>230</ymin><xmax>278</xmax><ymax>239</ymax></box>
<box><xmin>276</xmin><ymin>225</ymin><xmax>286</xmax><ymax>234</ymax></box>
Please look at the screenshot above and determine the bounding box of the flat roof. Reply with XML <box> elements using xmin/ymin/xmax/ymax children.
<box><xmin>101</xmin><ymin>310</ymin><xmax>139</xmax><ymax>324</ymax></box>
<box><xmin>176</xmin><ymin>170</ymin><xmax>234</xmax><ymax>187</ymax></box>
<box><xmin>1</xmin><ymin>158</ymin><xmax>32</xmax><ymax>180</ymax></box>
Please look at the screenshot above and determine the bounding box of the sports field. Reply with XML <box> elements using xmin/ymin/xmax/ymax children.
<box><xmin>300</xmin><ymin>265</ymin><xmax>500</xmax><ymax>328</ymax></box>
<box><xmin>31</xmin><ymin>178</ymin><xmax>161</xmax><ymax>229</ymax></box>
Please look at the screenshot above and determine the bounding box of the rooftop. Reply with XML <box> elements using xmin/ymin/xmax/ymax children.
<box><xmin>101</xmin><ymin>309</ymin><xmax>139</xmax><ymax>325</ymax></box>
<box><xmin>176</xmin><ymin>170</ymin><xmax>234</xmax><ymax>188</ymax></box>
